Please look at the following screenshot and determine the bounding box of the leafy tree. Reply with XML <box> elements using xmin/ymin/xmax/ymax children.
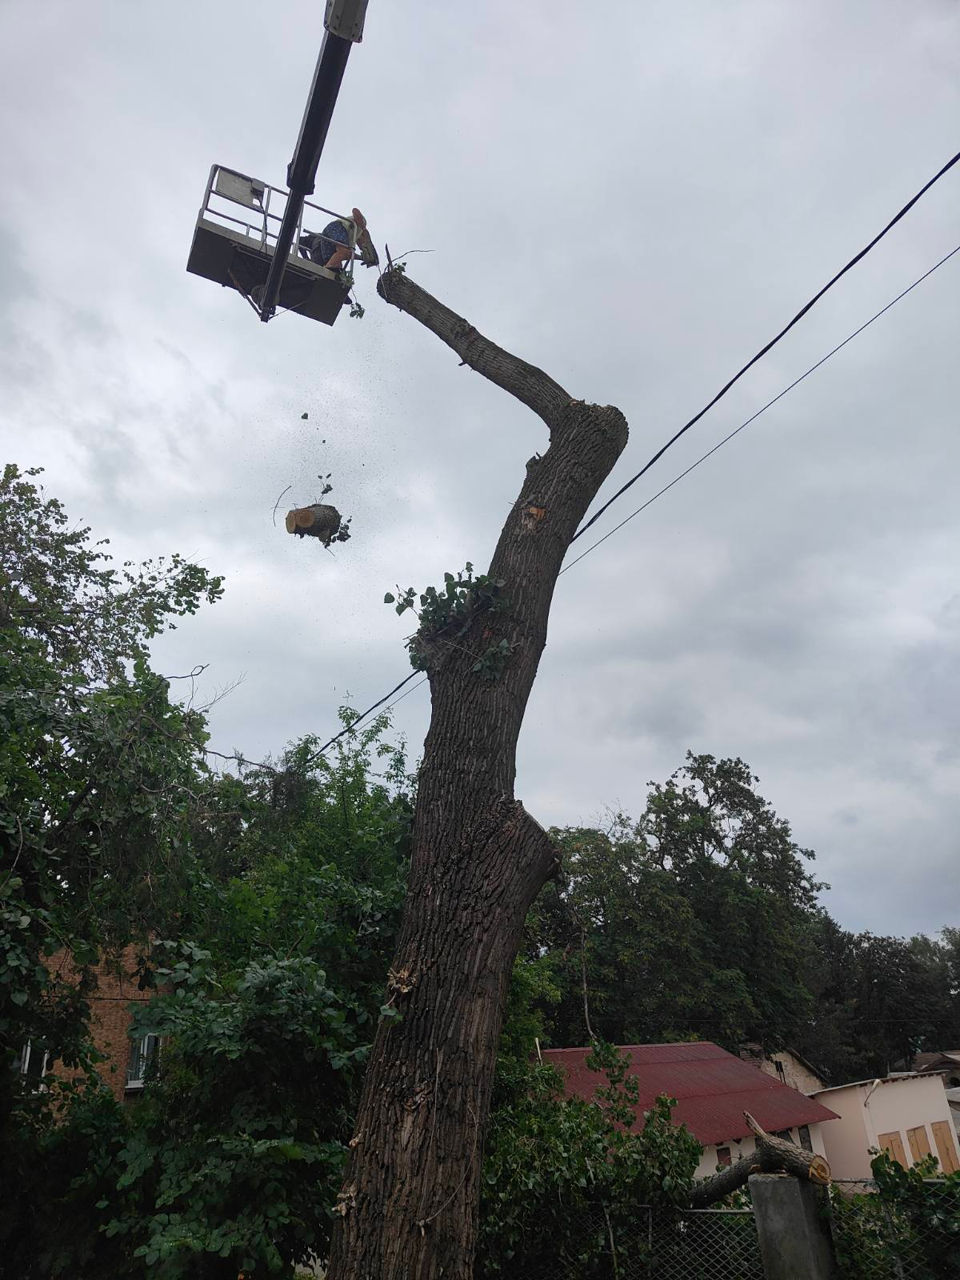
<box><xmin>791</xmin><ymin>913</ymin><xmax>863</xmax><ymax>1082</ymax></box>
<box><xmin>528</xmin><ymin>754</ymin><xmax>823</xmax><ymax>1053</ymax></box>
<box><xmin>639</xmin><ymin>754</ymin><xmax>822</xmax><ymax>1048</ymax></box>
<box><xmin>529</xmin><ymin>823</ymin><xmax>713</xmax><ymax>1044</ymax></box>
<box><xmin>4</xmin><ymin>720</ymin><xmax>413</xmax><ymax>1278</ymax></box>
<box><xmin>104</xmin><ymin>947</ymin><xmax>373</xmax><ymax>1276</ymax></box>
<box><xmin>477</xmin><ymin>1043</ymin><xmax>701</xmax><ymax>1278</ymax></box>
<box><xmin>0</xmin><ymin>464</ymin><xmax>416</xmax><ymax>1280</ymax></box>
<box><xmin>831</xmin><ymin>1152</ymin><xmax>960</xmax><ymax>1280</ymax></box>
<box><xmin>0</xmin><ymin>464</ymin><xmax>222</xmax><ymax>1265</ymax></box>
<box><xmin>101</xmin><ymin>726</ymin><xmax>409</xmax><ymax>1276</ymax></box>
<box><xmin>529</xmin><ymin>756</ymin><xmax>960</xmax><ymax>1085</ymax></box>
<box><xmin>798</xmin><ymin>923</ymin><xmax>960</xmax><ymax>1081</ymax></box>
<box><xmin>0</xmin><ymin>465</ymin><xmax>221</xmax><ymax>681</ymax></box>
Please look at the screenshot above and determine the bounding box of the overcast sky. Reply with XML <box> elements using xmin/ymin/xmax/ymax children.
<box><xmin>2</xmin><ymin>0</ymin><xmax>958</xmax><ymax>936</ymax></box>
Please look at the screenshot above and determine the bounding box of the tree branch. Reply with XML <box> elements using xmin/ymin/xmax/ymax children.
<box><xmin>688</xmin><ymin>1112</ymin><xmax>831</xmax><ymax>1209</ymax></box>
<box><xmin>377</xmin><ymin>268</ymin><xmax>572</xmax><ymax>432</ymax></box>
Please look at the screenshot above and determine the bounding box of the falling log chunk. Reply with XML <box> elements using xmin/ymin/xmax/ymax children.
<box><xmin>285</xmin><ymin>503</ymin><xmax>342</xmax><ymax>545</ymax></box>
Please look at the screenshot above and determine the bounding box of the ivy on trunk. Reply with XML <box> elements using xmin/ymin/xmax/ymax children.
<box><xmin>325</xmin><ymin>269</ymin><xmax>629</xmax><ymax>1279</ymax></box>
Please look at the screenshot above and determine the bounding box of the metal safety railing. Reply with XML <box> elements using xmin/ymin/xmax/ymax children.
<box><xmin>196</xmin><ymin>164</ymin><xmax>357</xmax><ymax>280</ymax></box>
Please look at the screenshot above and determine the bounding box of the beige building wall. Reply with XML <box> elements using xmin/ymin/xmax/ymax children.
<box><xmin>761</xmin><ymin>1052</ymin><xmax>825</xmax><ymax>1096</ymax></box>
<box><xmin>740</xmin><ymin>1046</ymin><xmax>825</xmax><ymax>1095</ymax></box>
<box><xmin>813</xmin><ymin>1076</ymin><xmax>960</xmax><ymax>1179</ymax></box>
<box><xmin>694</xmin><ymin>1135</ymin><xmax>758</xmax><ymax>1181</ymax></box>
<box><xmin>946</xmin><ymin>1090</ymin><xmax>960</xmax><ymax>1138</ymax></box>
<box><xmin>810</xmin><ymin>1085</ymin><xmax>873</xmax><ymax>1180</ymax></box>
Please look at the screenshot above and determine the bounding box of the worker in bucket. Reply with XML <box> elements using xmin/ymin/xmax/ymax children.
<box><xmin>299</xmin><ymin>207</ymin><xmax>371</xmax><ymax>270</ymax></box>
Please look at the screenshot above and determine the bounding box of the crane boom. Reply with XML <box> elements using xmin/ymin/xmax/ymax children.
<box><xmin>258</xmin><ymin>0</ymin><xmax>368</xmax><ymax>321</ymax></box>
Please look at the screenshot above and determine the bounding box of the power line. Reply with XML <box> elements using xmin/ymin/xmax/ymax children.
<box><xmin>206</xmin><ymin>226</ymin><xmax>959</xmax><ymax>772</ymax></box>
<box><xmin>560</xmin><ymin>242</ymin><xmax>960</xmax><ymax>576</ymax></box>
<box><xmin>301</xmin><ymin>670</ymin><xmax>422</xmax><ymax>765</ymax></box>
<box><xmin>571</xmin><ymin>145</ymin><xmax>960</xmax><ymax>544</ymax></box>
<box><xmin>206</xmin><ymin>671</ymin><xmax>422</xmax><ymax>774</ymax></box>
<box><xmin>386</xmin><ymin>674</ymin><xmax>429</xmax><ymax>711</ymax></box>
<box><xmin>296</xmin><ymin>240</ymin><xmax>959</xmax><ymax>754</ymax></box>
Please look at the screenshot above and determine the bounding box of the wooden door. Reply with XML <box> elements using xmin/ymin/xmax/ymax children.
<box><xmin>877</xmin><ymin>1130</ymin><xmax>907</xmax><ymax>1166</ymax></box>
<box><xmin>906</xmin><ymin>1125</ymin><xmax>932</xmax><ymax>1164</ymax></box>
<box><xmin>931</xmin><ymin>1120</ymin><xmax>960</xmax><ymax>1174</ymax></box>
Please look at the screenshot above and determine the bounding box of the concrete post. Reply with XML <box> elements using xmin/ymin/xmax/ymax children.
<box><xmin>749</xmin><ymin>1174</ymin><xmax>836</xmax><ymax>1280</ymax></box>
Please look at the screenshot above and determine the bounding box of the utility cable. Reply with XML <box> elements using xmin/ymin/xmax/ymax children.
<box><xmin>571</xmin><ymin>146</ymin><xmax>960</xmax><ymax>543</ymax></box>
<box><xmin>266</xmin><ymin>152</ymin><xmax>960</xmax><ymax>759</ymax></box>
<box><xmin>301</xmin><ymin>670</ymin><xmax>422</xmax><ymax>764</ymax></box>
<box><xmin>208</xmin><ymin>237</ymin><xmax>959</xmax><ymax>770</ymax></box>
<box><xmin>302</xmin><ymin>240</ymin><xmax>960</xmax><ymax>754</ymax></box>
<box><xmin>562</xmin><ymin>241</ymin><xmax>960</xmax><ymax>575</ymax></box>
<box><xmin>305</xmin><ymin>669</ymin><xmax>429</xmax><ymax>764</ymax></box>
<box><xmin>207</xmin><ymin>670</ymin><xmax>424</xmax><ymax>773</ymax></box>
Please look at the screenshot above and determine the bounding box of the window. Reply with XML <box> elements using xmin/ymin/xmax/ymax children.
<box><xmin>773</xmin><ymin>1059</ymin><xmax>786</xmax><ymax>1083</ymax></box>
<box><xmin>715</xmin><ymin>1146</ymin><xmax>732</xmax><ymax>1168</ymax></box>
<box><xmin>125</xmin><ymin>1034</ymin><xmax>160</xmax><ymax>1090</ymax></box>
<box><xmin>798</xmin><ymin>1125</ymin><xmax>813</xmax><ymax>1152</ymax></box>
<box><xmin>931</xmin><ymin>1121</ymin><xmax>960</xmax><ymax>1174</ymax></box>
<box><xmin>878</xmin><ymin>1130</ymin><xmax>907</xmax><ymax>1167</ymax></box>
<box><xmin>906</xmin><ymin>1125</ymin><xmax>932</xmax><ymax>1165</ymax></box>
<box><xmin>19</xmin><ymin>1041</ymin><xmax>50</xmax><ymax>1090</ymax></box>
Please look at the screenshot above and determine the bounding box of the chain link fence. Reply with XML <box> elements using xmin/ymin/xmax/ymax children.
<box><xmin>481</xmin><ymin>1175</ymin><xmax>958</xmax><ymax>1278</ymax></box>
<box><xmin>484</xmin><ymin>1204</ymin><xmax>762</xmax><ymax>1279</ymax></box>
<box><xmin>649</xmin><ymin>1208</ymin><xmax>763</xmax><ymax>1280</ymax></box>
<box><xmin>829</xmin><ymin>1178</ymin><xmax>960</xmax><ymax>1280</ymax></box>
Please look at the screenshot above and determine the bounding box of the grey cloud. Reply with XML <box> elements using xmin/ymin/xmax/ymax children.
<box><xmin>2</xmin><ymin>0</ymin><xmax>959</xmax><ymax>938</ymax></box>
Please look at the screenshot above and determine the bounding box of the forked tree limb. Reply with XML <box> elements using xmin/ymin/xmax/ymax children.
<box><xmin>688</xmin><ymin>1111</ymin><xmax>832</xmax><ymax>1209</ymax></box>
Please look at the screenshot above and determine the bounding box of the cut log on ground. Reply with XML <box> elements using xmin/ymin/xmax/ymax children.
<box><xmin>688</xmin><ymin>1112</ymin><xmax>831</xmax><ymax>1209</ymax></box>
<box><xmin>285</xmin><ymin>504</ymin><xmax>341</xmax><ymax>544</ymax></box>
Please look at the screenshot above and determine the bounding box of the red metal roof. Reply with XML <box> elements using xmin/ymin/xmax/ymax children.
<box><xmin>540</xmin><ymin>1042</ymin><xmax>838</xmax><ymax>1147</ymax></box>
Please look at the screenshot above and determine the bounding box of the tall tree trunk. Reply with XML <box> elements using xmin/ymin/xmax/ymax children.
<box><xmin>325</xmin><ymin>269</ymin><xmax>628</xmax><ymax>1280</ymax></box>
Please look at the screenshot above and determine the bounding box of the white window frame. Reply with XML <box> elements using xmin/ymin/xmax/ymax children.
<box><xmin>18</xmin><ymin>1041</ymin><xmax>50</xmax><ymax>1091</ymax></box>
<box><xmin>125</xmin><ymin>1033</ymin><xmax>160</xmax><ymax>1090</ymax></box>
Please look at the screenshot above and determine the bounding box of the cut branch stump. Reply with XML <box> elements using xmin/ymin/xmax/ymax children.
<box><xmin>688</xmin><ymin>1111</ymin><xmax>831</xmax><ymax>1209</ymax></box>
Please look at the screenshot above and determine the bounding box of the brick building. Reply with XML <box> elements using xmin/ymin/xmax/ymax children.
<box><xmin>34</xmin><ymin>944</ymin><xmax>158</xmax><ymax>1101</ymax></box>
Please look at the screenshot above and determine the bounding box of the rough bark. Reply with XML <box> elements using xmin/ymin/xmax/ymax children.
<box><xmin>324</xmin><ymin>269</ymin><xmax>628</xmax><ymax>1280</ymax></box>
<box><xmin>688</xmin><ymin>1112</ymin><xmax>832</xmax><ymax>1209</ymax></box>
